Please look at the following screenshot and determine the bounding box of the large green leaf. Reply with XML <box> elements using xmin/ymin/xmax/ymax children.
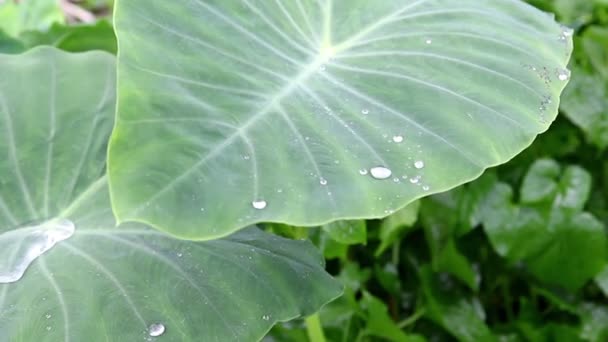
<box><xmin>0</xmin><ymin>47</ymin><xmax>341</xmax><ymax>341</ymax></box>
<box><xmin>109</xmin><ymin>0</ymin><xmax>573</xmax><ymax>239</ymax></box>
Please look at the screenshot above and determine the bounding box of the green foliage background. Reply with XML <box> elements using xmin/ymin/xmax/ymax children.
<box><xmin>0</xmin><ymin>0</ymin><xmax>607</xmax><ymax>341</ymax></box>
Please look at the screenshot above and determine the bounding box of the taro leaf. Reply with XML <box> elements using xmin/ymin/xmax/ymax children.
<box><xmin>109</xmin><ymin>0</ymin><xmax>574</xmax><ymax>239</ymax></box>
<box><xmin>0</xmin><ymin>47</ymin><xmax>342</xmax><ymax>341</ymax></box>
<box><xmin>479</xmin><ymin>160</ymin><xmax>606</xmax><ymax>290</ymax></box>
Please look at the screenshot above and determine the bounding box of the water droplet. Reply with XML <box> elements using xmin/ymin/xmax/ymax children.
<box><xmin>46</xmin><ymin>326</ymin><xmax>52</xmax><ymax>331</ymax></box>
<box><xmin>425</xmin><ymin>39</ymin><xmax>432</xmax><ymax>44</ymax></box>
<box><xmin>277</xmin><ymin>188</ymin><xmax>283</xmax><ymax>193</ymax></box>
<box><xmin>0</xmin><ymin>219</ymin><xmax>75</xmax><ymax>284</ymax></box>
<box><xmin>45</xmin><ymin>314</ymin><xmax>51</xmax><ymax>319</ymax></box>
<box><xmin>410</xmin><ymin>177</ymin><xmax>420</xmax><ymax>184</ymax></box>
<box><xmin>393</xmin><ymin>178</ymin><xmax>400</xmax><ymax>183</ymax></box>
<box><xmin>370</xmin><ymin>167</ymin><xmax>392</xmax><ymax>180</ymax></box>
<box><xmin>414</xmin><ymin>160</ymin><xmax>425</xmax><ymax>169</ymax></box>
<box><xmin>252</xmin><ymin>200</ymin><xmax>267</xmax><ymax>210</ymax></box>
<box><xmin>243</xmin><ymin>155</ymin><xmax>250</xmax><ymax>160</ymax></box>
<box><xmin>320</xmin><ymin>178</ymin><xmax>328</xmax><ymax>185</ymax></box>
<box><xmin>558</xmin><ymin>69</ymin><xmax>570</xmax><ymax>81</ymax></box>
<box><xmin>177</xmin><ymin>253</ymin><xmax>183</xmax><ymax>258</ymax></box>
<box><xmin>361</xmin><ymin>109</ymin><xmax>369</xmax><ymax>115</ymax></box>
<box><xmin>392</xmin><ymin>135</ymin><xmax>404</xmax><ymax>143</ymax></box>
<box><xmin>359</xmin><ymin>169</ymin><xmax>368</xmax><ymax>176</ymax></box>
<box><xmin>148</xmin><ymin>323</ymin><xmax>166</xmax><ymax>337</ymax></box>
<box><xmin>423</xmin><ymin>185</ymin><xmax>430</xmax><ymax>191</ymax></box>
<box><xmin>561</xmin><ymin>26</ymin><xmax>574</xmax><ymax>38</ymax></box>
<box><xmin>262</xmin><ymin>315</ymin><xmax>271</xmax><ymax>321</ymax></box>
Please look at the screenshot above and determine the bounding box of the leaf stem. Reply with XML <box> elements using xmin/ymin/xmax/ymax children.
<box><xmin>397</xmin><ymin>307</ymin><xmax>426</xmax><ymax>329</ymax></box>
<box><xmin>305</xmin><ymin>313</ymin><xmax>327</xmax><ymax>342</ymax></box>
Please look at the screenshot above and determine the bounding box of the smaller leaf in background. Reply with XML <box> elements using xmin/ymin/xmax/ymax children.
<box><xmin>480</xmin><ymin>160</ymin><xmax>606</xmax><ymax>290</ymax></box>
<box><xmin>0</xmin><ymin>0</ymin><xmax>63</xmax><ymax>37</ymax></box>
<box><xmin>419</xmin><ymin>267</ymin><xmax>496</xmax><ymax>342</ymax></box>
<box><xmin>20</xmin><ymin>20</ymin><xmax>117</xmax><ymax>54</ymax></box>
<box><xmin>0</xmin><ymin>29</ymin><xmax>25</xmax><ymax>53</ymax></box>
<box><xmin>561</xmin><ymin>27</ymin><xmax>608</xmax><ymax>150</ymax></box>
<box><xmin>420</xmin><ymin>196</ymin><xmax>479</xmax><ymax>291</ymax></box>
<box><xmin>323</xmin><ymin>220</ymin><xmax>366</xmax><ymax>245</ymax></box>
<box><xmin>376</xmin><ymin>201</ymin><xmax>420</xmax><ymax>256</ymax></box>
<box><xmin>360</xmin><ymin>292</ymin><xmax>426</xmax><ymax>342</ymax></box>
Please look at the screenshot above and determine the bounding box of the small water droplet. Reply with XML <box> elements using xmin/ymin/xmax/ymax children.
<box><xmin>252</xmin><ymin>200</ymin><xmax>267</xmax><ymax>210</ymax></box>
<box><xmin>557</xmin><ymin>69</ymin><xmax>570</xmax><ymax>81</ymax></box>
<box><xmin>148</xmin><ymin>323</ymin><xmax>166</xmax><ymax>337</ymax></box>
<box><xmin>392</xmin><ymin>135</ymin><xmax>404</xmax><ymax>143</ymax></box>
<box><xmin>423</xmin><ymin>185</ymin><xmax>430</xmax><ymax>191</ymax></box>
<box><xmin>361</xmin><ymin>109</ymin><xmax>369</xmax><ymax>115</ymax></box>
<box><xmin>262</xmin><ymin>315</ymin><xmax>271</xmax><ymax>321</ymax></box>
<box><xmin>46</xmin><ymin>326</ymin><xmax>51</xmax><ymax>331</ymax></box>
<box><xmin>243</xmin><ymin>155</ymin><xmax>250</xmax><ymax>160</ymax></box>
<box><xmin>177</xmin><ymin>253</ymin><xmax>183</xmax><ymax>258</ymax></box>
<box><xmin>410</xmin><ymin>177</ymin><xmax>420</xmax><ymax>184</ymax></box>
<box><xmin>277</xmin><ymin>188</ymin><xmax>283</xmax><ymax>193</ymax></box>
<box><xmin>320</xmin><ymin>178</ymin><xmax>328</xmax><ymax>185</ymax></box>
<box><xmin>414</xmin><ymin>160</ymin><xmax>425</xmax><ymax>169</ymax></box>
<box><xmin>425</xmin><ymin>39</ymin><xmax>432</xmax><ymax>44</ymax></box>
<box><xmin>370</xmin><ymin>167</ymin><xmax>392</xmax><ymax>180</ymax></box>
<box><xmin>45</xmin><ymin>314</ymin><xmax>51</xmax><ymax>319</ymax></box>
<box><xmin>393</xmin><ymin>178</ymin><xmax>400</xmax><ymax>183</ymax></box>
<box><xmin>359</xmin><ymin>169</ymin><xmax>368</xmax><ymax>175</ymax></box>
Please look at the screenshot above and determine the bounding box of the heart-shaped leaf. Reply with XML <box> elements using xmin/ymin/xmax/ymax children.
<box><xmin>0</xmin><ymin>47</ymin><xmax>341</xmax><ymax>341</ymax></box>
<box><xmin>109</xmin><ymin>0</ymin><xmax>573</xmax><ymax>239</ymax></box>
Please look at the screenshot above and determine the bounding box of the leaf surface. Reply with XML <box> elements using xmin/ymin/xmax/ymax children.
<box><xmin>109</xmin><ymin>0</ymin><xmax>574</xmax><ymax>239</ymax></box>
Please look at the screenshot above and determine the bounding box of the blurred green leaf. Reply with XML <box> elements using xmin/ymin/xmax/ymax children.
<box><xmin>0</xmin><ymin>0</ymin><xmax>63</xmax><ymax>37</ymax></box>
<box><xmin>360</xmin><ymin>293</ymin><xmax>425</xmax><ymax>342</ymax></box>
<box><xmin>0</xmin><ymin>29</ymin><xmax>25</xmax><ymax>53</ymax></box>
<box><xmin>20</xmin><ymin>20</ymin><xmax>117</xmax><ymax>54</ymax></box>
<box><xmin>481</xmin><ymin>160</ymin><xmax>606</xmax><ymax>290</ymax></box>
<box><xmin>323</xmin><ymin>220</ymin><xmax>367</xmax><ymax>245</ymax></box>
<box><xmin>419</xmin><ymin>267</ymin><xmax>495</xmax><ymax>342</ymax></box>
<box><xmin>376</xmin><ymin>201</ymin><xmax>420</xmax><ymax>256</ymax></box>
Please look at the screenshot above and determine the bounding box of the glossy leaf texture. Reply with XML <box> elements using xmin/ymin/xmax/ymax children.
<box><xmin>109</xmin><ymin>0</ymin><xmax>574</xmax><ymax>239</ymax></box>
<box><xmin>0</xmin><ymin>48</ymin><xmax>341</xmax><ymax>341</ymax></box>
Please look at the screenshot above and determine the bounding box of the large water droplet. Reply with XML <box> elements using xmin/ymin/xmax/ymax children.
<box><xmin>148</xmin><ymin>323</ymin><xmax>166</xmax><ymax>337</ymax></box>
<box><xmin>252</xmin><ymin>200</ymin><xmax>267</xmax><ymax>210</ymax></box>
<box><xmin>414</xmin><ymin>160</ymin><xmax>425</xmax><ymax>169</ymax></box>
<box><xmin>0</xmin><ymin>219</ymin><xmax>75</xmax><ymax>284</ymax></box>
<box><xmin>370</xmin><ymin>167</ymin><xmax>392</xmax><ymax>180</ymax></box>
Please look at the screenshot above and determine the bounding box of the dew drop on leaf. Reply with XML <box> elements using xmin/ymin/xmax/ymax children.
<box><xmin>359</xmin><ymin>169</ymin><xmax>368</xmax><ymax>176</ymax></box>
<box><xmin>370</xmin><ymin>167</ymin><xmax>392</xmax><ymax>180</ymax></box>
<box><xmin>148</xmin><ymin>323</ymin><xmax>166</xmax><ymax>337</ymax></box>
<box><xmin>557</xmin><ymin>69</ymin><xmax>570</xmax><ymax>81</ymax></box>
<box><xmin>252</xmin><ymin>200</ymin><xmax>267</xmax><ymax>210</ymax></box>
<box><xmin>361</xmin><ymin>109</ymin><xmax>369</xmax><ymax>115</ymax></box>
<box><xmin>414</xmin><ymin>160</ymin><xmax>425</xmax><ymax>169</ymax></box>
<box><xmin>392</xmin><ymin>135</ymin><xmax>404</xmax><ymax>143</ymax></box>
